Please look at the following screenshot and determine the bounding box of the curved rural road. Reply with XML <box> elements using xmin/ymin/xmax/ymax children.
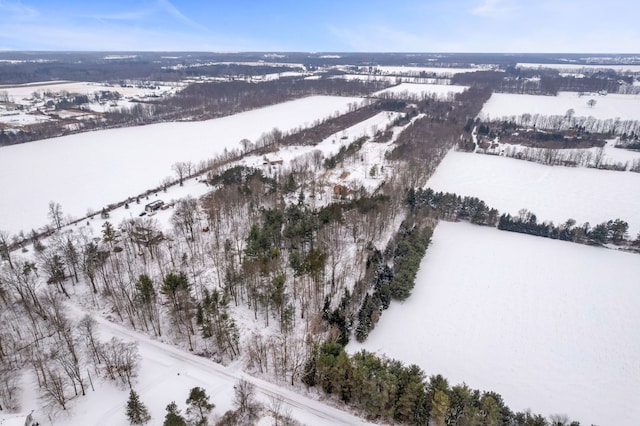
<box><xmin>70</xmin><ymin>304</ymin><xmax>373</xmax><ymax>426</ymax></box>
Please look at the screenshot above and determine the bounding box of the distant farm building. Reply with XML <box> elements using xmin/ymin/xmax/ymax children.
<box><xmin>145</xmin><ymin>200</ymin><xmax>164</xmax><ymax>212</ymax></box>
<box><xmin>262</xmin><ymin>156</ymin><xmax>284</xmax><ymax>166</ymax></box>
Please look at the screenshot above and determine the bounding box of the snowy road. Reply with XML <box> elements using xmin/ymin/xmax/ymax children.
<box><xmin>68</xmin><ymin>304</ymin><xmax>373</xmax><ymax>426</ymax></box>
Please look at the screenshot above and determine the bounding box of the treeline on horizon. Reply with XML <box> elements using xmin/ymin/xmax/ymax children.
<box><xmin>2</xmin><ymin>51</ymin><xmax>633</xmax><ymax>83</ymax></box>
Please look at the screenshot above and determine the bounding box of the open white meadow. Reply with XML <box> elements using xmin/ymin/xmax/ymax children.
<box><xmin>479</xmin><ymin>91</ymin><xmax>640</xmax><ymax>122</ymax></box>
<box><xmin>349</xmin><ymin>221</ymin><xmax>640</xmax><ymax>426</ymax></box>
<box><xmin>483</xmin><ymin>137</ymin><xmax>640</xmax><ymax>170</ymax></box>
<box><xmin>335</xmin><ymin>74</ymin><xmax>450</xmax><ymax>85</ymax></box>
<box><xmin>72</xmin><ymin>109</ymin><xmax>406</xmax><ymax>238</ymax></box>
<box><xmin>0</xmin><ymin>80</ymin><xmax>182</xmax><ymax>127</ymax></box>
<box><xmin>375</xmin><ymin>65</ymin><xmax>487</xmax><ymax>77</ymax></box>
<box><xmin>517</xmin><ymin>63</ymin><xmax>640</xmax><ymax>73</ymax></box>
<box><xmin>427</xmin><ymin>150</ymin><xmax>640</xmax><ymax>236</ymax></box>
<box><xmin>372</xmin><ymin>82</ymin><xmax>468</xmax><ymax>99</ymax></box>
<box><xmin>0</xmin><ymin>95</ymin><xmax>362</xmax><ymax>236</ymax></box>
<box><xmin>0</xmin><ymin>81</ymin><xmax>179</xmax><ymax>105</ymax></box>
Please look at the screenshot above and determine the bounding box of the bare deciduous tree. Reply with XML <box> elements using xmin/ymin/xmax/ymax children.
<box><xmin>0</xmin><ymin>231</ymin><xmax>13</xmax><ymax>270</ymax></box>
<box><xmin>100</xmin><ymin>337</ymin><xmax>140</xmax><ymax>388</ymax></box>
<box><xmin>48</xmin><ymin>201</ymin><xmax>64</xmax><ymax>230</ymax></box>
<box><xmin>77</xmin><ymin>315</ymin><xmax>102</xmax><ymax>369</ymax></box>
<box><xmin>170</xmin><ymin>197</ymin><xmax>201</xmax><ymax>254</ymax></box>
<box><xmin>172</xmin><ymin>161</ymin><xmax>189</xmax><ymax>186</ymax></box>
<box><xmin>0</xmin><ymin>360</ymin><xmax>20</xmax><ymax>411</ymax></box>
<box><xmin>41</xmin><ymin>363</ymin><xmax>68</xmax><ymax>410</ymax></box>
<box><xmin>268</xmin><ymin>395</ymin><xmax>298</xmax><ymax>426</ymax></box>
<box><xmin>240</xmin><ymin>138</ymin><xmax>254</xmax><ymax>153</ymax></box>
<box><xmin>233</xmin><ymin>378</ymin><xmax>260</xmax><ymax>421</ymax></box>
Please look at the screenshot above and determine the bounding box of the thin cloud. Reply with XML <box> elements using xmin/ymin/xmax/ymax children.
<box><xmin>157</xmin><ymin>0</ymin><xmax>210</xmax><ymax>32</ymax></box>
<box><xmin>471</xmin><ymin>0</ymin><xmax>519</xmax><ymax>18</ymax></box>
<box><xmin>0</xmin><ymin>20</ymin><xmax>266</xmax><ymax>52</ymax></box>
<box><xmin>329</xmin><ymin>24</ymin><xmax>429</xmax><ymax>52</ymax></box>
<box><xmin>81</xmin><ymin>10</ymin><xmax>155</xmax><ymax>22</ymax></box>
<box><xmin>0</xmin><ymin>0</ymin><xmax>38</xmax><ymax>19</ymax></box>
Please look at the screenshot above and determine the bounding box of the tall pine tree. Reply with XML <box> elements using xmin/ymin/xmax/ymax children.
<box><xmin>163</xmin><ymin>401</ymin><xmax>187</xmax><ymax>426</ymax></box>
<box><xmin>186</xmin><ymin>387</ymin><xmax>214</xmax><ymax>426</ymax></box>
<box><xmin>126</xmin><ymin>389</ymin><xmax>151</xmax><ymax>425</ymax></box>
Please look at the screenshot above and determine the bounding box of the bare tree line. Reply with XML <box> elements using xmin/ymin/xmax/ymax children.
<box><xmin>481</xmin><ymin>113</ymin><xmax>640</xmax><ymax>137</ymax></box>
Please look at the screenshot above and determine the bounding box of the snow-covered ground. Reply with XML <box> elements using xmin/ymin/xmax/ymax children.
<box><xmin>479</xmin><ymin>92</ymin><xmax>640</xmax><ymax>121</ymax></box>
<box><xmin>375</xmin><ymin>65</ymin><xmax>488</xmax><ymax>77</ymax></box>
<box><xmin>0</xmin><ymin>99</ymin><xmax>409</xmax><ymax>426</ymax></box>
<box><xmin>1</xmin><ymin>303</ymin><xmax>374</xmax><ymax>426</ymax></box>
<box><xmin>0</xmin><ymin>95</ymin><xmax>363</xmax><ymax>236</ymax></box>
<box><xmin>482</xmin><ymin>137</ymin><xmax>640</xmax><ymax>169</ymax></box>
<box><xmin>251</xmin><ymin>71</ymin><xmax>308</xmax><ymax>81</ymax></box>
<box><xmin>0</xmin><ymin>109</ymin><xmax>52</xmax><ymax>125</ymax></box>
<box><xmin>163</xmin><ymin>61</ymin><xmax>306</xmax><ymax>71</ymax></box>
<box><xmin>0</xmin><ymin>81</ymin><xmax>178</xmax><ymax>105</ymax></box>
<box><xmin>372</xmin><ymin>82</ymin><xmax>468</xmax><ymax>99</ymax></box>
<box><xmin>334</xmin><ymin>74</ymin><xmax>450</xmax><ymax>85</ymax></box>
<box><xmin>72</xmin><ymin>109</ymin><xmax>404</xmax><ymax>238</ymax></box>
<box><xmin>517</xmin><ymin>63</ymin><xmax>640</xmax><ymax>73</ymax></box>
<box><xmin>349</xmin><ymin>221</ymin><xmax>640</xmax><ymax>426</ymax></box>
<box><xmin>0</xmin><ymin>80</ymin><xmax>182</xmax><ymax>127</ymax></box>
<box><xmin>427</xmin><ymin>150</ymin><xmax>640</xmax><ymax>236</ymax></box>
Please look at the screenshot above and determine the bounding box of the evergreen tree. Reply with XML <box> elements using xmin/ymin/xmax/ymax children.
<box><xmin>589</xmin><ymin>223</ymin><xmax>609</xmax><ymax>244</ymax></box>
<box><xmin>126</xmin><ymin>389</ymin><xmax>151</xmax><ymax>425</ymax></box>
<box><xmin>480</xmin><ymin>394</ymin><xmax>501</xmax><ymax>426</ymax></box>
<box><xmin>136</xmin><ymin>274</ymin><xmax>156</xmax><ymax>304</ymax></box>
<box><xmin>196</xmin><ymin>289</ymin><xmax>240</xmax><ymax>358</ymax></box>
<box><xmin>163</xmin><ymin>402</ymin><xmax>187</xmax><ymax>426</ymax></box>
<box><xmin>430</xmin><ymin>390</ymin><xmax>449</xmax><ymax>426</ymax></box>
<box><xmin>608</xmin><ymin>218</ymin><xmax>629</xmax><ymax>244</ymax></box>
<box><xmin>102</xmin><ymin>221</ymin><xmax>119</xmax><ymax>246</ymax></box>
<box><xmin>186</xmin><ymin>386</ymin><xmax>214</xmax><ymax>426</ymax></box>
<box><xmin>405</xmin><ymin>187</ymin><xmax>416</xmax><ymax>210</ymax></box>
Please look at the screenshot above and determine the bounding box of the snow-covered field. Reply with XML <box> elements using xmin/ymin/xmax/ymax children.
<box><xmin>0</xmin><ymin>81</ymin><xmax>178</xmax><ymax>105</ymax></box>
<box><xmin>0</xmin><ymin>80</ymin><xmax>182</xmax><ymax>127</ymax></box>
<box><xmin>334</xmin><ymin>74</ymin><xmax>450</xmax><ymax>85</ymax></box>
<box><xmin>72</xmin><ymin>109</ymin><xmax>404</xmax><ymax>238</ymax></box>
<box><xmin>484</xmin><ymin>137</ymin><xmax>640</xmax><ymax>169</ymax></box>
<box><xmin>251</xmin><ymin>71</ymin><xmax>308</xmax><ymax>81</ymax></box>
<box><xmin>479</xmin><ymin>91</ymin><xmax>640</xmax><ymax>121</ymax></box>
<box><xmin>427</xmin><ymin>150</ymin><xmax>640</xmax><ymax>236</ymax></box>
<box><xmin>375</xmin><ymin>65</ymin><xmax>487</xmax><ymax>76</ymax></box>
<box><xmin>372</xmin><ymin>82</ymin><xmax>467</xmax><ymax>99</ymax></box>
<box><xmin>0</xmin><ymin>110</ymin><xmax>52</xmax><ymax>126</ymax></box>
<box><xmin>350</xmin><ymin>221</ymin><xmax>640</xmax><ymax>426</ymax></box>
<box><xmin>517</xmin><ymin>63</ymin><xmax>640</xmax><ymax>73</ymax></box>
<box><xmin>0</xmin><ymin>95</ymin><xmax>362</xmax><ymax>236</ymax></box>
<box><xmin>163</xmin><ymin>61</ymin><xmax>306</xmax><ymax>72</ymax></box>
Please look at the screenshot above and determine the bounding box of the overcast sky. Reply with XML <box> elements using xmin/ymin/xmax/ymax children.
<box><xmin>0</xmin><ymin>0</ymin><xmax>638</xmax><ymax>52</ymax></box>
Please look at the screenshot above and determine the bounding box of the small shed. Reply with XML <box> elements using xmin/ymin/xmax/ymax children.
<box><xmin>144</xmin><ymin>200</ymin><xmax>164</xmax><ymax>212</ymax></box>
